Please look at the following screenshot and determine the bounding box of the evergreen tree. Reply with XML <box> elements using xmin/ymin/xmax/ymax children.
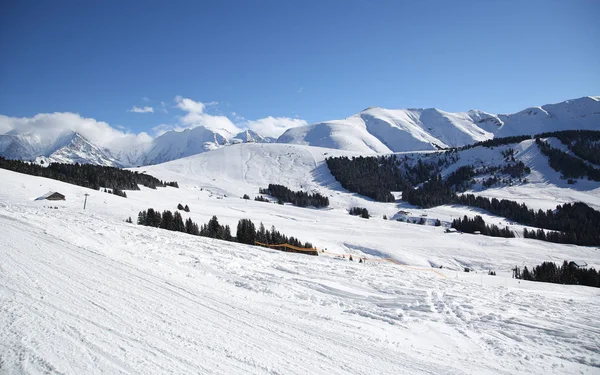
<box><xmin>160</xmin><ymin>210</ymin><xmax>175</xmax><ymax>230</ymax></box>
<box><xmin>173</xmin><ymin>211</ymin><xmax>185</xmax><ymax>232</ymax></box>
<box><xmin>236</xmin><ymin>218</ymin><xmax>257</xmax><ymax>245</ymax></box>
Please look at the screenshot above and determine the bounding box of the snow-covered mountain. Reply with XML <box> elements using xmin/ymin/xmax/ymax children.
<box><xmin>0</xmin><ymin>131</ymin><xmax>120</xmax><ymax>166</ymax></box>
<box><xmin>233</xmin><ymin>129</ymin><xmax>276</xmax><ymax>144</ymax></box>
<box><xmin>142</xmin><ymin>126</ymin><xmax>229</xmax><ymax>165</ymax></box>
<box><xmin>1</xmin><ymin>96</ymin><xmax>599</xmax><ymax>166</ymax></box>
<box><xmin>278</xmin><ymin>96</ymin><xmax>600</xmax><ymax>153</ymax></box>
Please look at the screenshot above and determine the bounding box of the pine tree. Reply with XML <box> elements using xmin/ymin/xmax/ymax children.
<box><xmin>173</xmin><ymin>211</ymin><xmax>185</xmax><ymax>232</ymax></box>
<box><xmin>160</xmin><ymin>210</ymin><xmax>174</xmax><ymax>230</ymax></box>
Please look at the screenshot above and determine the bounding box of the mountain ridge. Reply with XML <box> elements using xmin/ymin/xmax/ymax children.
<box><xmin>277</xmin><ymin>96</ymin><xmax>600</xmax><ymax>153</ymax></box>
<box><xmin>1</xmin><ymin>96</ymin><xmax>598</xmax><ymax>166</ymax></box>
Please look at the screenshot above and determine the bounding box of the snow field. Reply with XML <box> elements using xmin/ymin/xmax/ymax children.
<box><xmin>1</xmin><ymin>194</ymin><xmax>599</xmax><ymax>374</ymax></box>
<box><xmin>1</xmin><ymin>140</ymin><xmax>600</xmax><ymax>374</ymax></box>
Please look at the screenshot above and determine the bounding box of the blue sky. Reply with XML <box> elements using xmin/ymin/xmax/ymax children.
<box><xmin>1</xmin><ymin>0</ymin><xmax>598</xmax><ymax>137</ymax></box>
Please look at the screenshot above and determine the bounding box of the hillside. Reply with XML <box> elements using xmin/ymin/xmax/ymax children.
<box><xmin>1</xmin><ymin>149</ymin><xmax>600</xmax><ymax>373</ymax></box>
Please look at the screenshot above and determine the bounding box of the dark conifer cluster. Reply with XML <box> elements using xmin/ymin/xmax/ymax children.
<box><xmin>259</xmin><ymin>184</ymin><xmax>329</xmax><ymax>208</ymax></box>
<box><xmin>325</xmin><ymin>155</ymin><xmax>444</xmax><ymax>202</ymax></box>
<box><xmin>536</xmin><ymin>130</ymin><xmax>600</xmax><ymax>165</ymax></box>
<box><xmin>102</xmin><ymin>187</ymin><xmax>127</xmax><ymax>198</ymax></box>
<box><xmin>451</xmin><ymin>215</ymin><xmax>514</xmax><ymax>238</ymax></box>
<box><xmin>455</xmin><ymin>135</ymin><xmax>532</xmax><ymax>151</ymax></box>
<box><xmin>348</xmin><ymin>207</ymin><xmax>370</xmax><ymax>218</ymax></box>
<box><xmin>514</xmin><ymin>261</ymin><xmax>599</xmax><ymax>288</ymax></box>
<box><xmin>136</xmin><ymin>209</ymin><xmax>316</xmax><ymax>255</ymax></box>
<box><xmin>403</xmin><ymin>183</ymin><xmax>600</xmax><ymax>246</ymax></box>
<box><xmin>455</xmin><ymin>196</ymin><xmax>600</xmax><ymax>246</ymax></box>
<box><xmin>535</xmin><ymin>138</ymin><xmax>600</xmax><ymax>181</ymax></box>
<box><xmin>403</xmin><ymin>174</ymin><xmax>454</xmax><ymax>208</ymax></box>
<box><xmin>0</xmin><ymin>157</ymin><xmax>176</xmax><ymax>192</ymax></box>
<box><xmin>177</xmin><ymin>203</ymin><xmax>190</xmax><ymax>212</ymax></box>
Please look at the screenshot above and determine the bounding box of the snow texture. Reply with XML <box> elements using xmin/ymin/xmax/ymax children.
<box><xmin>1</xmin><ymin>140</ymin><xmax>599</xmax><ymax>374</ymax></box>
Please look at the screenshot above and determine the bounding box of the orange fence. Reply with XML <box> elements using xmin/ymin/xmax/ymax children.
<box><xmin>254</xmin><ymin>241</ymin><xmax>319</xmax><ymax>253</ymax></box>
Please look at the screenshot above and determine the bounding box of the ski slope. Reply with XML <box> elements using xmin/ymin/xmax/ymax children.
<box><xmin>1</xmin><ymin>170</ymin><xmax>600</xmax><ymax>374</ymax></box>
<box><xmin>1</xmin><ymin>141</ymin><xmax>600</xmax><ymax>374</ymax></box>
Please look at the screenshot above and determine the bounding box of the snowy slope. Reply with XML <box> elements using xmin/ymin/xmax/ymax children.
<box><xmin>276</xmin><ymin>116</ymin><xmax>392</xmax><ymax>154</ymax></box>
<box><xmin>278</xmin><ymin>96</ymin><xmax>600</xmax><ymax>152</ymax></box>
<box><xmin>132</xmin><ymin>142</ymin><xmax>600</xmax><ymax>264</ymax></box>
<box><xmin>1</xmin><ymin>161</ymin><xmax>600</xmax><ymax>374</ymax></box>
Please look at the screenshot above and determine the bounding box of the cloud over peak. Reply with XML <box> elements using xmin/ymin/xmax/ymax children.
<box><xmin>0</xmin><ymin>112</ymin><xmax>153</xmax><ymax>152</ymax></box>
<box><xmin>1</xmin><ymin>96</ymin><xmax>308</xmax><ymax>155</ymax></box>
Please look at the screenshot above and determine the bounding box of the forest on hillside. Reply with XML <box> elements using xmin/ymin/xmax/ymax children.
<box><xmin>535</xmin><ymin>138</ymin><xmax>600</xmax><ymax>182</ymax></box>
<box><xmin>0</xmin><ymin>157</ymin><xmax>178</xmax><ymax>192</ymax></box>
<box><xmin>259</xmin><ymin>184</ymin><xmax>329</xmax><ymax>208</ymax></box>
<box><xmin>325</xmin><ymin>136</ymin><xmax>600</xmax><ymax>246</ymax></box>
<box><xmin>536</xmin><ymin>130</ymin><xmax>600</xmax><ymax>166</ymax></box>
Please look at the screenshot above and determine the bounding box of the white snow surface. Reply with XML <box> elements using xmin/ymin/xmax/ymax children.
<box><xmin>1</xmin><ymin>142</ymin><xmax>600</xmax><ymax>374</ymax></box>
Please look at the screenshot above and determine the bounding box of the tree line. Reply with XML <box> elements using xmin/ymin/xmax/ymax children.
<box><xmin>391</xmin><ymin>171</ymin><xmax>599</xmax><ymax>246</ymax></box>
<box><xmin>259</xmin><ymin>184</ymin><xmax>329</xmax><ymax>208</ymax></box>
<box><xmin>535</xmin><ymin>138</ymin><xmax>600</xmax><ymax>182</ymax></box>
<box><xmin>536</xmin><ymin>130</ymin><xmax>600</xmax><ymax>166</ymax></box>
<box><xmin>514</xmin><ymin>261</ymin><xmax>599</xmax><ymax>288</ymax></box>
<box><xmin>454</xmin><ymin>135</ymin><xmax>532</xmax><ymax>151</ymax></box>
<box><xmin>137</xmin><ymin>208</ymin><xmax>317</xmax><ymax>255</ymax></box>
<box><xmin>349</xmin><ymin>207</ymin><xmax>370</xmax><ymax>219</ymax></box>
<box><xmin>0</xmin><ymin>157</ymin><xmax>178</xmax><ymax>192</ymax></box>
<box><xmin>455</xmin><ymin>196</ymin><xmax>600</xmax><ymax>246</ymax></box>
<box><xmin>451</xmin><ymin>215</ymin><xmax>515</xmax><ymax>238</ymax></box>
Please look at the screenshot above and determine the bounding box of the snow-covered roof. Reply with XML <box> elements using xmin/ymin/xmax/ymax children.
<box><xmin>35</xmin><ymin>191</ymin><xmax>64</xmax><ymax>200</ymax></box>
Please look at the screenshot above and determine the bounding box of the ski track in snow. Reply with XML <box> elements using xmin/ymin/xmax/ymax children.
<box><xmin>1</xmin><ymin>203</ymin><xmax>599</xmax><ymax>374</ymax></box>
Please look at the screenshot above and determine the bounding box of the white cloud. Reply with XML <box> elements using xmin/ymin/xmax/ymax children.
<box><xmin>171</xmin><ymin>96</ymin><xmax>307</xmax><ymax>138</ymax></box>
<box><xmin>174</xmin><ymin>96</ymin><xmax>241</xmax><ymax>136</ymax></box>
<box><xmin>174</xmin><ymin>96</ymin><xmax>205</xmax><ymax>113</ymax></box>
<box><xmin>244</xmin><ymin>116</ymin><xmax>307</xmax><ymax>138</ymax></box>
<box><xmin>0</xmin><ymin>112</ymin><xmax>152</xmax><ymax>152</ymax></box>
<box><xmin>128</xmin><ymin>106</ymin><xmax>154</xmax><ymax>113</ymax></box>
